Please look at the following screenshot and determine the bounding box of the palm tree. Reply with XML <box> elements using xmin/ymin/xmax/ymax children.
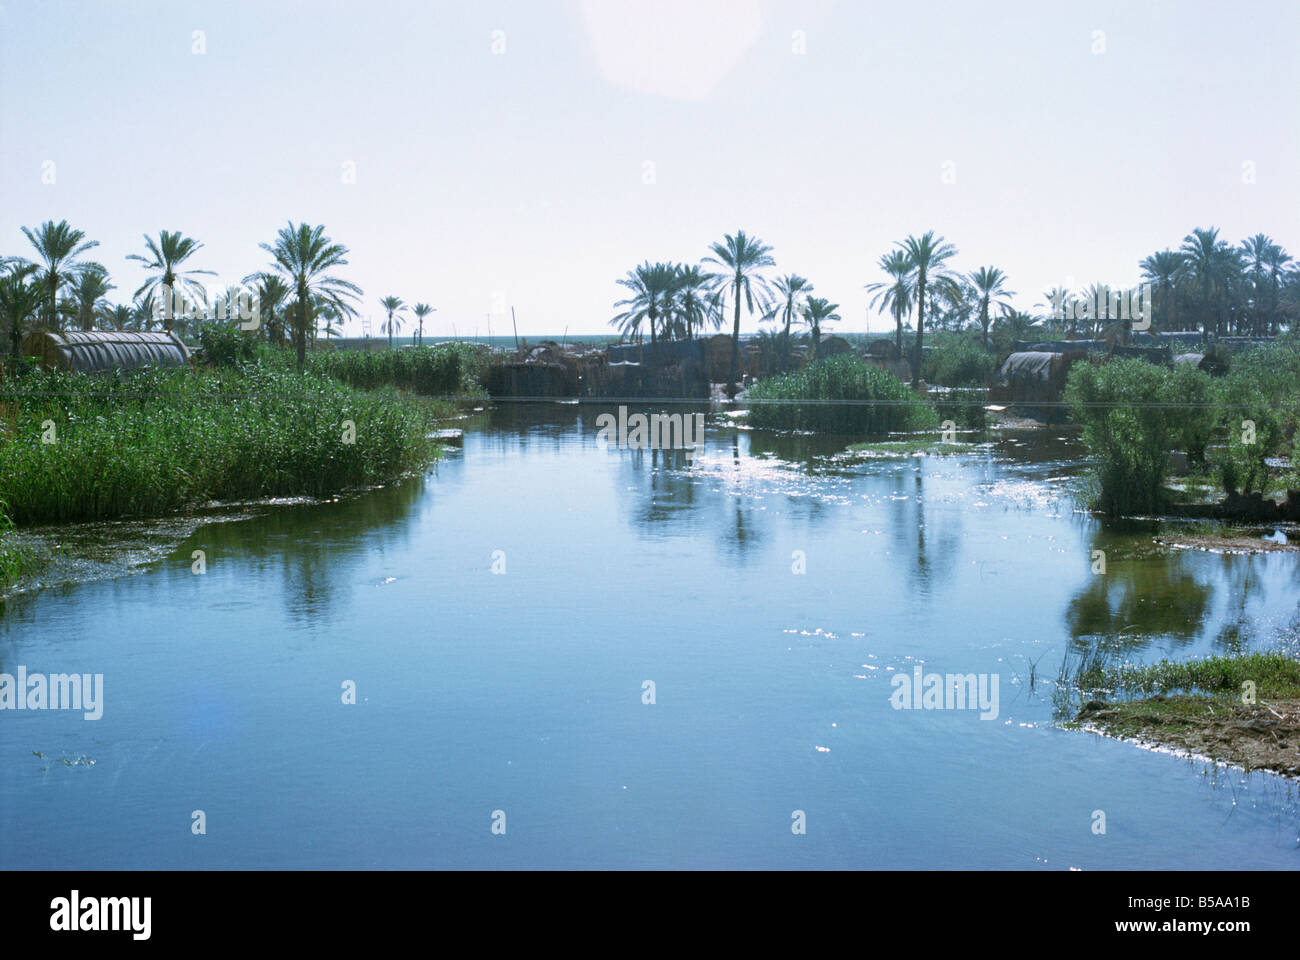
<box><xmin>669</xmin><ymin>264</ymin><xmax>716</xmax><ymax>341</ymax></box>
<box><xmin>242</xmin><ymin>272</ymin><xmax>291</xmax><ymax>345</ymax></box>
<box><xmin>612</xmin><ymin>261</ymin><xmax>676</xmax><ymax>348</ymax></box>
<box><xmin>380</xmin><ymin>296</ymin><xmax>407</xmax><ymax>348</ymax></box>
<box><xmin>898</xmin><ymin>232</ymin><xmax>959</xmax><ymax>388</ymax></box>
<box><xmin>412</xmin><ymin>303</ymin><xmax>433</xmax><ymax>346</ymax></box>
<box><xmin>259</xmin><ymin>222</ymin><xmax>362</xmax><ymax>371</ymax></box>
<box><xmin>1264</xmin><ymin>243</ymin><xmax>1293</xmax><ymax>335</ymax></box>
<box><xmin>102</xmin><ymin>303</ymin><xmax>134</xmax><ymax>331</ymax></box>
<box><xmin>1139</xmin><ymin>250</ymin><xmax>1185</xmax><ymax>333</ymax></box>
<box><xmin>704</xmin><ymin>231</ymin><xmax>775</xmax><ymax>396</ymax></box>
<box><xmin>993</xmin><ymin>309</ymin><xmax>1042</xmax><ymax>349</ymax></box>
<box><xmin>20</xmin><ymin>219</ymin><xmax>100</xmax><ymax>331</ymax></box>
<box><xmin>1180</xmin><ymin>227</ymin><xmax>1235</xmax><ymax>340</ymax></box>
<box><xmin>132</xmin><ymin>295</ymin><xmax>159</xmax><ymax>332</ymax></box>
<box><xmin>69</xmin><ymin>263</ymin><xmax>115</xmax><ymax>331</ymax></box>
<box><xmin>0</xmin><ymin>262</ymin><xmax>42</xmax><ymax>358</ymax></box>
<box><xmin>125</xmin><ymin>230</ymin><xmax>214</xmax><ymax>334</ymax></box>
<box><xmin>315</xmin><ymin>298</ymin><xmax>343</xmax><ymax>342</ymax></box>
<box><xmin>969</xmin><ymin>266</ymin><xmax>1013</xmax><ymax>349</ymax></box>
<box><xmin>766</xmin><ymin>273</ymin><xmax>813</xmax><ymax>371</ymax></box>
<box><xmin>865</xmin><ymin>251</ymin><xmax>913</xmax><ymax>359</ymax></box>
<box><xmin>802</xmin><ymin>297</ymin><xmax>841</xmax><ymax>361</ymax></box>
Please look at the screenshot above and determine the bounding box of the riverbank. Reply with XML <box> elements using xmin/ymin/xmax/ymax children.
<box><xmin>1066</xmin><ymin>652</ymin><xmax>1300</xmax><ymax>780</ymax></box>
<box><xmin>0</xmin><ymin>351</ymin><xmax>488</xmax><ymax>595</ymax></box>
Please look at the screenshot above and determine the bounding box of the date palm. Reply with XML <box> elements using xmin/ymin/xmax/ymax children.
<box><xmin>380</xmin><ymin>296</ymin><xmax>407</xmax><ymax>348</ymax></box>
<box><xmin>259</xmin><ymin>222</ymin><xmax>362</xmax><ymax>371</ymax></box>
<box><xmin>102</xmin><ymin>303</ymin><xmax>134</xmax><ymax>332</ymax></box>
<box><xmin>126</xmin><ymin>230</ymin><xmax>215</xmax><ymax>334</ymax></box>
<box><xmin>969</xmin><ymin>266</ymin><xmax>1013</xmax><ymax>350</ymax></box>
<box><xmin>613</xmin><ymin>261</ymin><xmax>676</xmax><ymax>347</ymax></box>
<box><xmin>413</xmin><ymin>303</ymin><xmax>433</xmax><ymax>346</ymax></box>
<box><xmin>1264</xmin><ymin>243</ymin><xmax>1293</xmax><ymax>335</ymax></box>
<box><xmin>241</xmin><ymin>272</ymin><xmax>292</xmax><ymax>345</ymax></box>
<box><xmin>668</xmin><ymin>265</ymin><xmax>716</xmax><ymax>341</ymax></box>
<box><xmin>897</xmin><ymin>232</ymin><xmax>959</xmax><ymax>388</ymax></box>
<box><xmin>1180</xmin><ymin>227</ymin><xmax>1236</xmax><ymax>340</ymax></box>
<box><xmin>865</xmin><ymin>251</ymin><xmax>913</xmax><ymax>358</ymax></box>
<box><xmin>766</xmin><ymin>273</ymin><xmax>813</xmax><ymax>371</ymax></box>
<box><xmin>20</xmin><ymin>219</ymin><xmax>100</xmax><ymax>331</ymax></box>
<box><xmin>69</xmin><ymin>263</ymin><xmax>115</xmax><ymax>331</ymax></box>
<box><xmin>0</xmin><ymin>262</ymin><xmax>42</xmax><ymax>358</ymax></box>
<box><xmin>1139</xmin><ymin>250</ymin><xmax>1184</xmax><ymax>333</ymax></box>
<box><xmin>704</xmin><ymin>231</ymin><xmax>774</xmax><ymax>397</ymax></box>
<box><xmin>802</xmin><ymin>296</ymin><xmax>841</xmax><ymax>361</ymax></box>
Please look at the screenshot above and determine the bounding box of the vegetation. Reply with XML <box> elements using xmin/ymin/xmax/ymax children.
<box><xmin>704</xmin><ymin>231</ymin><xmax>775</xmax><ymax>395</ymax></box>
<box><xmin>1065</xmin><ymin>353</ymin><xmax>1292</xmax><ymax>516</ymax></box>
<box><xmin>921</xmin><ymin>331</ymin><xmax>995</xmax><ymax>387</ymax></box>
<box><xmin>0</xmin><ymin>363</ymin><xmax>442</xmax><ymax>525</ymax></box>
<box><xmin>746</xmin><ymin>356</ymin><xmax>938</xmax><ymax>437</ymax></box>
<box><xmin>308</xmin><ymin>341</ymin><xmax>489</xmax><ymax>402</ymax></box>
<box><xmin>256</xmin><ymin>222</ymin><xmax>362</xmax><ymax>372</ymax></box>
<box><xmin>1065</xmin><ymin>359</ymin><xmax>1206</xmax><ymax>516</ymax></box>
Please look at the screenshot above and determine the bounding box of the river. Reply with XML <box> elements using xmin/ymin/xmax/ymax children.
<box><xmin>2</xmin><ymin>404</ymin><xmax>1297</xmax><ymax>868</ymax></box>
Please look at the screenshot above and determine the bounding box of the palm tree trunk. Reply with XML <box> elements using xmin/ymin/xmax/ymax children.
<box><xmin>912</xmin><ymin>274</ymin><xmax>926</xmax><ymax>389</ymax></box>
<box><xmin>296</xmin><ymin>293</ymin><xmax>308</xmax><ymax>373</ymax></box>
<box><xmin>728</xmin><ymin>285</ymin><xmax>741</xmax><ymax>398</ymax></box>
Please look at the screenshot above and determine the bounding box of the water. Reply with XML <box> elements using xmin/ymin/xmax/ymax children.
<box><xmin>2</xmin><ymin>405</ymin><xmax>1298</xmax><ymax>868</ymax></box>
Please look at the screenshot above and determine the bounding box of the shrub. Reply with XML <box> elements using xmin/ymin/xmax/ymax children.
<box><xmin>747</xmin><ymin>356</ymin><xmax>938</xmax><ymax>436</ymax></box>
<box><xmin>1065</xmin><ymin>358</ymin><xmax>1189</xmax><ymax>516</ymax></box>
<box><xmin>1210</xmin><ymin>374</ymin><xmax>1282</xmax><ymax>495</ymax></box>
<box><xmin>922</xmin><ymin>333</ymin><xmax>995</xmax><ymax>387</ymax></box>
<box><xmin>197</xmin><ymin>322</ymin><xmax>259</xmax><ymax>367</ymax></box>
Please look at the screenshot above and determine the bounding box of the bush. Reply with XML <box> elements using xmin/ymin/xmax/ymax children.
<box><xmin>1065</xmin><ymin>358</ymin><xmax>1191</xmax><ymax>516</ymax></box>
<box><xmin>1210</xmin><ymin>374</ymin><xmax>1282</xmax><ymax>495</ymax></box>
<box><xmin>747</xmin><ymin>356</ymin><xmax>938</xmax><ymax>436</ymax></box>
<box><xmin>197</xmin><ymin>323</ymin><xmax>260</xmax><ymax>367</ymax></box>
<box><xmin>922</xmin><ymin>333</ymin><xmax>996</xmax><ymax>387</ymax></box>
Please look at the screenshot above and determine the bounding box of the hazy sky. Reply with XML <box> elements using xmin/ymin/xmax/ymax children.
<box><xmin>3</xmin><ymin>0</ymin><xmax>1297</xmax><ymax>337</ymax></box>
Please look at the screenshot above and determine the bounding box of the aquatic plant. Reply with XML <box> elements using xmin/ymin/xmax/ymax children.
<box><xmin>0</xmin><ymin>364</ymin><xmax>441</xmax><ymax>524</ymax></box>
<box><xmin>746</xmin><ymin>355</ymin><xmax>938</xmax><ymax>437</ymax></box>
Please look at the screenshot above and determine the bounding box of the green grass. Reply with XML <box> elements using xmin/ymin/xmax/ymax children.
<box><xmin>0</xmin><ymin>363</ymin><xmax>445</xmax><ymax>525</ymax></box>
<box><xmin>746</xmin><ymin>356</ymin><xmax>939</xmax><ymax>437</ymax></box>
<box><xmin>1071</xmin><ymin>651</ymin><xmax>1300</xmax><ymax>700</ymax></box>
<box><xmin>0</xmin><ymin>496</ymin><xmax>38</xmax><ymax>588</ymax></box>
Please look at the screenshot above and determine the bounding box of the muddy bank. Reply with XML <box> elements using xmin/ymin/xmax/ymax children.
<box><xmin>1153</xmin><ymin>533</ymin><xmax>1297</xmax><ymax>554</ymax></box>
<box><xmin>1077</xmin><ymin>695</ymin><xmax>1300</xmax><ymax>779</ymax></box>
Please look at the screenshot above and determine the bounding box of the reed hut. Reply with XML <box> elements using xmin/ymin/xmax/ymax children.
<box><xmin>990</xmin><ymin>351</ymin><xmax>1077</xmax><ymax>414</ymax></box>
<box><xmin>22</xmin><ymin>330</ymin><xmax>190</xmax><ymax>374</ymax></box>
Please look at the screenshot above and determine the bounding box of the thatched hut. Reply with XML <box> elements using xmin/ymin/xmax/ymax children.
<box><xmin>813</xmin><ymin>333</ymin><xmax>853</xmax><ymax>358</ymax></box>
<box><xmin>990</xmin><ymin>351</ymin><xmax>1077</xmax><ymax>416</ymax></box>
<box><xmin>22</xmin><ymin>330</ymin><xmax>190</xmax><ymax>374</ymax></box>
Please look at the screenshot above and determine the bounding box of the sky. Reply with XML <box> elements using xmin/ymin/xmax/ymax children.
<box><xmin>2</xmin><ymin>0</ymin><xmax>1297</xmax><ymax>338</ymax></box>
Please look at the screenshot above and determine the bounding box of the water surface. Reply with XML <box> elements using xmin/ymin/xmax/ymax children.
<box><xmin>2</xmin><ymin>405</ymin><xmax>1298</xmax><ymax>868</ymax></box>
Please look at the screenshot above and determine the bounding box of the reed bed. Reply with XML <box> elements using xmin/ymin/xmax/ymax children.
<box><xmin>746</xmin><ymin>356</ymin><xmax>939</xmax><ymax>436</ymax></box>
<box><xmin>0</xmin><ymin>365</ymin><xmax>441</xmax><ymax>525</ymax></box>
